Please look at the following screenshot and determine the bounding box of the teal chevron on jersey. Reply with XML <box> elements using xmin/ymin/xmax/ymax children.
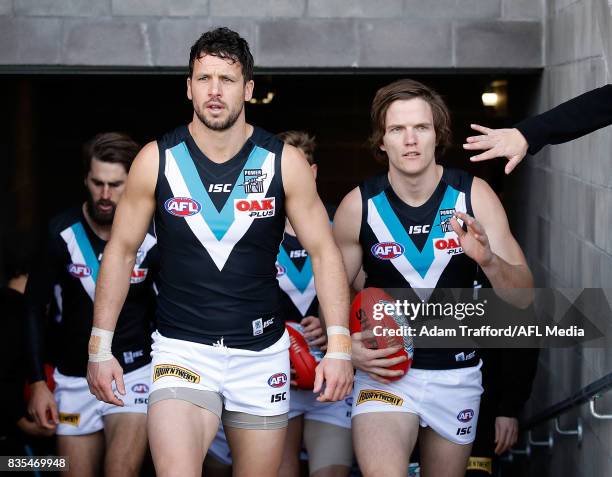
<box><xmin>277</xmin><ymin>245</ymin><xmax>313</xmax><ymax>293</ymax></box>
<box><xmin>71</xmin><ymin>222</ymin><xmax>99</xmax><ymax>282</ymax></box>
<box><xmin>170</xmin><ymin>142</ymin><xmax>270</xmax><ymax>240</ymax></box>
<box><xmin>370</xmin><ymin>185</ymin><xmax>460</xmax><ymax>279</ymax></box>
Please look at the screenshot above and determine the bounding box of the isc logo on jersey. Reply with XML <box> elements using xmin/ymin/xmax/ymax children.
<box><xmin>68</xmin><ymin>263</ymin><xmax>92</xmax><ymax>278</ymax></box>
<box><xmin>434</xmin><ymin>237</ymin><xmax>463</xmax><ymax>255</ymax></box>
<box><xmin>268</xmin><ymin>372</ymin><xmax>288</xmax><ymax>388</ymax></box>
<box><xmin>408</xmin><ymin>225</ymin><xmax>430</xmax><ymax>235</ymax></box>
<box><xmin>164</xmin><ymin>197</ymin><xmax>201</xmax><ymax>217</ymax></box>
<box><xmin>234</xmin><ymin>198</ymin><xmax>275</xmax><ymax>219</ymax></box>
<box><xmin>371</xmin><ymin>242</ymin><xmax>405</xmax><ymax>260</ymax></box>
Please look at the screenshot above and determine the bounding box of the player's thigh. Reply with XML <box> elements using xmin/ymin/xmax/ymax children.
<box><xmin>57</xmin><ymin>432</ymin><xmax>105</xmax><ymax>477</ymax></box>
<box><xmin>225</xmin><ymin>425</ymin><xmax>287</xmax><ymax>477</ymax></box>
<box><xmin>352</xmin><ymin>412</ymin><xmax>419</xmax><ymax>477</ymax></box>
<box><xmin>419</xmin><ymin>426</ymin><xmax>472</xmax><ymax>477</ymax></box>
<box><xmin>148</xmin><ymin>399</ymin><xmax>220</xmax><ymax>477</ymax></box>
<box><xmin>279</xmin><ymin>415</ymin><xmax>304</xmax><ymax>477</ymax></box>
<box><xmin>103</xmin><ymin>412</ymin><xmax>147</xmax><ymax>477</ymax></box>
<box><xmin>303</xmin><ymin>420</ymin><xmax>352</xmax><ymax>477</ymax></box>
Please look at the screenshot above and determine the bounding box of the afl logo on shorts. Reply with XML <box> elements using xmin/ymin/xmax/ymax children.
<box><xmin>371</xmin><ymin>242</ymin><xmax>405</xmax><ymax>260</ymax></box>
<box><xmin>164</xmin><ymin>197</ymin><xmax>201</xmax><ymax>217</ymax></box>
<box><xmin>276</xmin><ymin>263</ymin><xmax>286</xmax><ymax>277</ymax></box>
<box><xmin>268</xmin><ymin>372</ymin><xmax>288</xmax><ymax>388</ymax></box>
<box><xmin>457</xmin><ymin>409</ymin><xmax>474</xmax><ymax>423</ymax></box>
<box><xmin>68</xmin><ymin>263</ymin><xmax>92</xmax><ymax>278</ymax></box>
<box><xmin>131</xmin><ymin>383</ymin><xmax>149</xmax><ymax>394</ymax></box>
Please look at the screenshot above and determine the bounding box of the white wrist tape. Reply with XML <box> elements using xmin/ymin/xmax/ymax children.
<box><xmin>325</xmin><ymin>326</ymin><xmax>351</xmax><ymax>361</ymax></box>
<box><xmin>327</xmin><ymin>326</ymin><xmax>350</xmax><ymax>337</ymax></box>
<box><xmin>324</xmin><ymin>352</ymin><xmax>352</xmax><ymax>361</ymax></box>
<box><xmin>88</xmin><ymin>327</ymin><xmax>114</xmax><ymax>362</ymax></box>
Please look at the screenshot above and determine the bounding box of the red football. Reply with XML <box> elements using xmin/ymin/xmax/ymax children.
<box><xmin>350</xmin><ymin>287</ymin><xmax>412</xmax><ymax>380</ymax></box>
<box><xmin>286</xmin><ymin>321</ymin><xmax>319</xmax><ymax>390</ymax></box>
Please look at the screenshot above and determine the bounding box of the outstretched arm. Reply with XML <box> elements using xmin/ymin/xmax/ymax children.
<box><xmin>464</xmin><ymin>85</ymin><xmax>612</xmax><ymax>174</ymax></box>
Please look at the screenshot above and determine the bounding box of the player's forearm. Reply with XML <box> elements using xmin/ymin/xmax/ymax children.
<box><xmin>481</xmin><ymin>255</ymin><xmax>534</xmax><ymax>308</ymax></box>
<box><xmin>310</xmin><ymin>244</ymin><xmax>350</xmax><ymax>329</ymax></box>
<box><xmin>92</xmin><ymin>240</ymin><xmax>136</xmax><ymax>332</ymax></box>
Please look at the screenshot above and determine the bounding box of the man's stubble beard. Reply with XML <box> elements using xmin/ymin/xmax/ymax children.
<box><xmin>195</xmin><ymin>101</ymin><xmax>244</xmax><ymax>132</ymax></box>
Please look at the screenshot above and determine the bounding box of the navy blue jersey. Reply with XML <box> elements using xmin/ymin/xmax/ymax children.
<box><xmin>154</xmin><ymin>125</ymin><xmax>286</xmax><ymax>350</ymax></box>
<box><xmin>359</xmin><ymin>168</ymin><xmax>479</xmax><ymax>369</ymax></box>
<box><xmin>276</xmin><ymin>232</ymin><xmax>318</xmax><ymax>323</ymax></box>
<box><xmin>276</xmin><ymin>206</ymin><xmax>334</xmax><ymax>323</ymax></box>
<box><xmin>25</xmin><ymin>207</ymin><xmax>157</xmax><ymax>378</ymax></box>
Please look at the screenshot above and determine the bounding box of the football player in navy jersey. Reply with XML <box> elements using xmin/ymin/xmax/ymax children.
<box><xmin>87</xmin><ymin>28</ymin><xmax>353</xmax><ymax>477</ymax></box>
<box><xmin>206</xmin><ymin>132</ymin><xmax>353</xmax><ymax>477</ymax></box>
<box><xmin>276</xmin><ymin>131</ymin><xmax>353</xmax><ymax>477</ymax></box>
<box><xmin>333</xmin><ymin>79</ymin><xmax>533</xmax><ymax>477</ymax></box>
<box><xmin>25</xmin><ymin>133</ymin><xmax>157</xmax><ymax>477</ymax></box>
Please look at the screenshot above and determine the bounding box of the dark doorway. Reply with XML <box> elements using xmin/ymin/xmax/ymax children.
<box><xmin>1</xmin><ymin>72</ymin><xmax>540</xmax><ymax>276</ymax></box>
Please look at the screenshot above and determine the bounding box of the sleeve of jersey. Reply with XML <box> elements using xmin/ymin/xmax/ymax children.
<box><xmin>148</xmin><ymin>242</ymin><xmax>161</xmax><ymax>296</ymax></box>
<box><xmin>24</xmin><ymin>225</ymin><xmax>62</xmax><ymax>383</ymax></box>
<box><xmin>496</xmin><ymin>345</ymin><xmax>540</xmax><ymax>418</ymax></box>
<box><xmin>515</xmin><ymin>84</ymin><xmax>612</xmax><ymax>155</ymax></box>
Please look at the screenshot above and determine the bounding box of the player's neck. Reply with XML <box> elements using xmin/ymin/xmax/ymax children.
<box><xmin>82</xmin><ymin>203</ymin><xmax>112</xmax><ymax>241</ymax></box>
<box><xmin>284</xmin><ymin>219</ymin><xmax>296</xmax><ymax>237</ymax></box>
<box><xmin>189</xmin><ymin>115</ymin><xmax>253</xmax><ymax>164</ymax></box>
<box><xmin>388</xmin><ymin>163</ymin><xmax>443</xmax><ymax>207</ymax></box>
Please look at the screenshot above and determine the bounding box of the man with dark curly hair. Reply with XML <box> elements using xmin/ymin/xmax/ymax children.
<box><xmin>87</xmin><ymin>28</ymin><xmax>353</xmax><ymax>477</ymax></box>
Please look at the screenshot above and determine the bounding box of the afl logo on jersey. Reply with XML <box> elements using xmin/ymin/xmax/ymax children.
<box><xmin>371</xmin><ymin>242</ymin><xmax>405</xmax><ymax>260</ymax></box>
<box><xmin>457</xmin><ymin>409</ymin><xmax>474</xmax><ymax>423</ymax></box>
<box><xmin>276</xmin><ymin>263</ymin><xmax>286</xmax><ymax>277</ymax></box>
<box><xmin>268</xmin><ymin>373</ymin><xmax>288</xmax><ymax>388</ymax></box>
<box><xmin>164</xmin><ymin>197</ymin><xmax>201</xmax><ymax>217</ymax></box>
<box><xmin>68</xmin><ymin>263</ymin><xmax>92</xmax><ymax>278</ymax></box>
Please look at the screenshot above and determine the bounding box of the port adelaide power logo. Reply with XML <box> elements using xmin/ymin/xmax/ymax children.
<box><xmin>240</xmin><ymin>169</ymin><xmax>266</xmax><ymax>193</ymax></box>
<box><xmin>439</xmin><ymin>209</ymin><xmax>455</xmax><ymax>233</ymax></box>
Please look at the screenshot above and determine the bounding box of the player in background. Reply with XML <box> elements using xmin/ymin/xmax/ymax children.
<box><xmin>25</xmin><ymin>133</ymin><xmax>158</xmax><ymax>477</ymax></box>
